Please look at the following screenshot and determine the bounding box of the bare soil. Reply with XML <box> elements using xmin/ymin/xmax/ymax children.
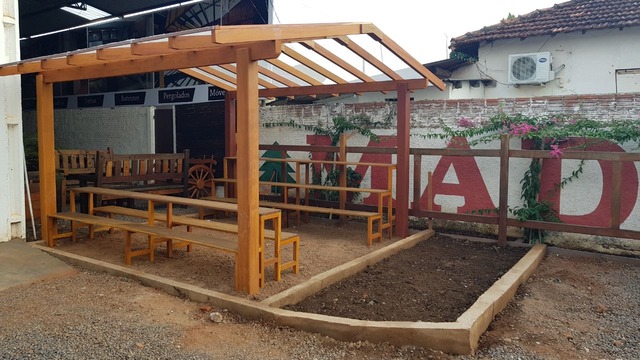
<box><xmin>285</xmin><ymin>236</ymin><xmax>529</xmax><ymax>321</ymax></box>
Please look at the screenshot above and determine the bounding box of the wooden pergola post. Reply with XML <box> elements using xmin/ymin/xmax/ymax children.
<box><xmin>35</xmin><ymin>74</ymin><xmax>57</xmax><ymax>246</ymax></box>
<box><xmin>395</xmin><ymin>82</ymin><xmax>410</xmax><ymax>237</ymax></box>
<box><xmin>234</xmin><ymin>47</ymin><xmax>260</xmax><ymax>294</ymax></box>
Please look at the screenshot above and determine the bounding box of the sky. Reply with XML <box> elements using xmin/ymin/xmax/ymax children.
<box><xmin>272</xmin><ymin>0</ymin><xmax>562</xmax><ymax>65</ymax></box>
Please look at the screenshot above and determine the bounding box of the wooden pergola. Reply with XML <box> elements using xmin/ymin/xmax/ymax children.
<box><xmin>0</xmin><ymin>23</ymin><xmax>445</xmax><ymax>294</ymax></box>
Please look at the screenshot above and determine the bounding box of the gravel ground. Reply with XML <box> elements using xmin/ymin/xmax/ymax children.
<box><xmin>1</xmin><ymin>246</ymin><xmax>638</xmax><ymax>359</ymax></box>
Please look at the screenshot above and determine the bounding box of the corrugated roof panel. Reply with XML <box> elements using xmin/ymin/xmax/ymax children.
<box><xmin>84</xmin><ymin>0</ymin><xmax>186</xmax><ymax>17</ymax></box>
<box><xmin>18</xmin><ymin>0</ymin><xmax>189</xmax><ymax>38</ymax></box>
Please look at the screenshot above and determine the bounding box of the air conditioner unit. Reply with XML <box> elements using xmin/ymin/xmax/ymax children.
<box><xmin>508</xmin><ymin>52</ymin><xmax>554</xmax><ymax>84</ymax></box>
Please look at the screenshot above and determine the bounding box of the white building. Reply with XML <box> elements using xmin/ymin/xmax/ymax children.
<box><xmin>446</xmin><ymin>0</ymin><xmax>640</xmax><ymax>99</ymax></box>
<box><xmin>0</xmin><ymin>0</ymin><xmax>25</xmax><ymax>242</ymax></box>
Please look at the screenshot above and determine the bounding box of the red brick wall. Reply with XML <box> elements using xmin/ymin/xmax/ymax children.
<box><xmin>260</xmin><ymin>93</ymin><xmax>640</xmax><ymax>127</ymax></box>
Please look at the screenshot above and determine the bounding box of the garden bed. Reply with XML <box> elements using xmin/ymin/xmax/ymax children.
<box><xmin>284</xmin><ymin>235</ymin><xmax>529</xmax><ymax>322</ymax></box>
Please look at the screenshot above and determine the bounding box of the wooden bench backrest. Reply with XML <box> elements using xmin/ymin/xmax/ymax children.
<box><xmin>56</xmin><ymin>149</ymin><xmax>104</xmax><ymax>175</ymax></box>
<box><xmin>96</xmin><ymin>150</ymin><xmax>190</xmax><ymax>186</ymax></box>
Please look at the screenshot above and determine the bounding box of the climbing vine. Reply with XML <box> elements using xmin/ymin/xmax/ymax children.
<box><xmin>422</xmin><ymin>112</ymin><xmax>640</xmax><ymax>243</ymax></box>
<box><xmin>264</xmin><ymin>114</ymin><xmax>383</xmax><ymax>202</ymax></box>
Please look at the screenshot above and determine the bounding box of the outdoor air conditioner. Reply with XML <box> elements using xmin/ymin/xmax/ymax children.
<box><xmin>508</xmin><ymin>52</ymin><xmax>554</xmax><ymax>84</ymax></box>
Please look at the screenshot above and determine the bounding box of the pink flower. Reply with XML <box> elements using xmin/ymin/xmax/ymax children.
<box><xmin>458</xmin><ymin>116</ymin><xmax>475</xmax><ymax>128</ymax></box>
<box><xmin>509</xmin><ymin>123</ymin><xmax>538</xmax><ymax>136</ymax></box>
<box><xmin>549</xmin><ymin>144</ymin><xmax>563</xmax><ymax>159</ymax></box>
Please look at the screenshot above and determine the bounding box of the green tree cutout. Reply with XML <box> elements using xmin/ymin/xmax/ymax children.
<box><xmin>264</xmin><ymin>114</ymin><xmax>383</xmax><ymax>202</ymax></box>
<box><xmin>259</xmin><ymin>142</ymin><xmax>296</xmax><ymax>194</ymax></box>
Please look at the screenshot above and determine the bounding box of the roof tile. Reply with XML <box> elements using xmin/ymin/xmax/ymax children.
<box><xmin>451</xmin><ymin>0</ymin><xmax>640</xmax><ymax>49</ymax></box>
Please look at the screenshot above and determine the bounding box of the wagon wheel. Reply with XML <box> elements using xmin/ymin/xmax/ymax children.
<box><xmin>188</xmin><ymin>164</ymin><xmax>214</xmax><ymax>199</ymax></box>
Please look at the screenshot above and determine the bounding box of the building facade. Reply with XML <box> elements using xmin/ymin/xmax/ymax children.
<box><xmin>0</xmin><ymin>0</ymin><xmax>25</xmax><ymax>242</ymax></box>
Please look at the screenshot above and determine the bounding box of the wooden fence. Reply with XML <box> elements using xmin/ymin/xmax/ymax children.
<box><xmin>259</xmin><ymin>135</ymin><xmax>640</xmax><ymax>246</ymax></box>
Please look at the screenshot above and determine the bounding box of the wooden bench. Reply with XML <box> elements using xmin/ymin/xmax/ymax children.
<box><xmin>95</xmin><ymin>150</ymin><xmax>190</xmax><ymax>205</ymax></box>
<box><xmin>93</xmin><ymin>205</ymin><xmax>299</xmax><ymax>282</ymax></box>
<box><xmin>208</xmin><ymin>178</ymin><xmax>392</xmax><ymax>246</ymax></box>
<box><xmin>55</xmin><ymin>149</ymin><xmax>104</xmax><ymax>205</ymax></box>
<box><xmin>50</xmin><ymin>211</ymin><xmax>237</xmax><ymax>265</ymax></box>
<box><xmin>205</xmin><ymin>196</ymin><xmax>383</xmax><ymax>246</ymax></box>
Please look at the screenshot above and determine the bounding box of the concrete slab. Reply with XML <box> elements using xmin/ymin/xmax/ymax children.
<box><xmin>0</xmin><ymin>239</ymin><xmax>76</xmax><ymax>292</ymax></box>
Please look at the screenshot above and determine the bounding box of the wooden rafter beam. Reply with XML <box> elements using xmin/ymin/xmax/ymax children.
<box><xmin>41</xmin><ymin>58</ymin><xmax>74</xmax><ymax>70</ymax></box>
<box><xmin>335</xmin><ymin>36</ymin><xmax>402</xmax><ymax>81</ymax></box>
<box><xmin>131</xmin><ymin>42</ymin><xmax>173</xmax><ymax>56</ymax></box>
<box><xmin>258</xmin><ymin>78</ymin><xmax>428</xmax><ymax>98</ymax></box>
<box><xmin>265</xmin><ymin>58</ymin><xmax>324</xmax><ymax>86</ymax></box>
<box><xmin>169</xmin><ymin>35</ymin><xmax>214</xmax><ymax>49</ymax></box>
<box><xmin>212</xmin><ymin>23</ymin><xmax>367</xmax><ymax>44</ymax></box>
<box><xmin>43</xmin><ymin>41</ymin><xmax>282</xmax><ymax>83</ymax></box>
<box><xmin>179</xmin><ymin>68</ymin><xmax>235</xmax><ymax>91</ymax></box>
<box><xmin>256</xmin><ymin>63</ymin><xmax>302</xmax><ymax>88</ymax></box>
<box><xmin>16</xmin><ymin>62</ymin><xmax>41</xmax><ymax>74</ymax></box>
<box><xmin>301</xmin><ymin>40</ymin><xmax>374</xmax><ymax>83</ymax></box>
<box><xmin>199</xmin><ymin>66</ymin><xmax>238</xmax><ymax>86</ymax></box>
<box><xmin>96</xmin><ymin>47</ymin><xmax>139</xmax><ymax>61</ymax></box>
<box><xmin>215</xmin><ymin>64</ymin><xmax>278</xmax><ymax>89</ymax></box>
<box><xmin>363</xmin><ymin>24</ymin><xmax>446</xmax><ymax>90</ymax></box>
<box><xmin>282</xmin><ymin>45</ymin><xmax>348</xmax><ymax>84</ymax></box>
<box><xmin>67</xmin><ymin>53</ymin><xmax>103</xmax><ymax>66</ymax></box>
<box><xmin>132</xmin><ymin>35</ymin><xmax>226</xmax><ymax>55</ymax></box>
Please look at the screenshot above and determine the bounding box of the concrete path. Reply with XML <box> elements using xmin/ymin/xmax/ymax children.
<box><xmin>0</xmin><ymin>239</ymin><xmax>75</xmax><ymax>291</ymax></box>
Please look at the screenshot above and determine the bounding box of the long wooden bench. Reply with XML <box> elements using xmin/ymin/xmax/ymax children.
<box><xmin>93</xmin><ymin>205</ymin><xmax>299</xmax><ymax>281</ymax></box>
<box><xmin>203</xmin><ymin>196</ymin><xmax>384</xmax><ymax>246</ymax></box>
<box><xmin>50</xmin><ymin>211</ymin><xmax>237</xmax><ymax>265</ymax></box>
<box><xmin>209</xmin><ymin>177</ymin><xmax>393</xmax><ymax>245</ymax></box>
<box><xmin>95</xmin><ymin>150</ymin><xmax>190</xmax><ymax>205</ymax></box>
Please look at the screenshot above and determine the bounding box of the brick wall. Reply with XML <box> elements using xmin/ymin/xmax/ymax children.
<box><xmin>260</xmin><ymin>93</ymin><xmax>640</xmax><ymax>129</ymax></box>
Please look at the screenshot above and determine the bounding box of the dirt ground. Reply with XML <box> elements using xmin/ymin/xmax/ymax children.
<box><xmin>52</xmin><ymin>213</ymin><xmax>406</xmax><ymax>300</ymax></box>
<box><xmin>285</xmin><ymin>236</ymin><xmax>529</xmax><ymax>321</ymax></box>
<box><xmin>15</xmin><ymin>213</ymin><xmax>640</xmax><ymax>359</ymax></box>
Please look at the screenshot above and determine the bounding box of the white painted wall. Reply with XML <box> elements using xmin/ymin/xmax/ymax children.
<box><xmin>22</xmin><ymin>107</ymin><xmax>155</xmax><ymax>154</ymax></box>
<box><xmin>0</xmin><ymin>0</ymin><xmax>25</xmax><ymax>242</ymax></box>
<box><xmin>449</xmin><ymin>26</ymin><xmax>640</xmax><ymax>99</ymax></box>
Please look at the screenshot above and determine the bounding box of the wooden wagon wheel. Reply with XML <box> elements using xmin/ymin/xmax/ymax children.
<box><xmin>188</xmin><ymin>164</ymin><xmax>214</xmax><ymax>199</ymax></box>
